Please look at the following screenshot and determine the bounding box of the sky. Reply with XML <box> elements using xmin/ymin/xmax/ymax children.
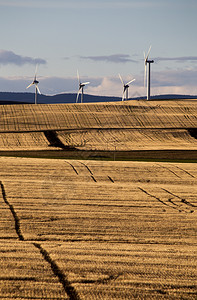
<box><xmin>0</xmin><ymin>0</ymin><xmax>197</xmax><ymax>98</ymax></box>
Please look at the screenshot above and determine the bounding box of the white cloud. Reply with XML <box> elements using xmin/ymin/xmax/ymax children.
<box><xmin>86</xmin><ymin>76</ymin><xmax>141</xmax><ymax>98</ymax></box>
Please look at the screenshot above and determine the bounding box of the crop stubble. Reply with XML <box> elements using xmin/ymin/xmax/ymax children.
<box><xmin>0</xmin><ymin>157</ymin><xmax>196</xmax><ymax>299</ymax></box>
<box><xmin>0</xmin><ymin>100</ymin><xmax>197</xmax><ymax>151</ymax></box>
<box><xmin>0</xmin><ymin>100</ymin><xmax>196</xmax><ymax>299</ymax></box>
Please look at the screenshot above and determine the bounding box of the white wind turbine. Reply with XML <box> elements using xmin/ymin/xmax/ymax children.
<box><xmin>76</xmin><ymin>70</ymin><xmax>90</xmax><ymax>103</ymax></box>
<box><xmin>119</xmin><ymin>74</ymin><xmax>135</xmax><ymax>101</ymax></box>
<box><xmin>144</xmin><ymin>46</ymin><xmax>154</xmax><ymax>100</ymax></box>
<box><xmin>26</xmin><ymin>65</ymin><xmax>41</xmax><ymax>104</ymax></box>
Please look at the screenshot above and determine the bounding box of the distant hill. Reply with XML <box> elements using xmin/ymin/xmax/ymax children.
<box><xmin>0</xmin><ymin>92</ymin><xmax>121</xmax><ymax>105</ymax></box>
<box><xmin>0</xmin><ymin>92</ymin><xmax>197</xmax><ymax>105</ymax></box>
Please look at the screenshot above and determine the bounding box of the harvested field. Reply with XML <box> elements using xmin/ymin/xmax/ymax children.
<box><xmin>0</xmin><ymin>100</ymin><xmax>197</xmax><ymax>152</ymax></box>
<box><xmin>0</xmin><ymin>157</ymin><xmax>196</xmax><ymax>299</ymax></box>
<box><xmin>0</xmin><ymin>100</ymin><xmax>196</xmax><ymax>299</ymax></box>
<box><xmin>0</xmin><ymin>100</ymin><xmax>197</xmax><ymax>132</ymax></box>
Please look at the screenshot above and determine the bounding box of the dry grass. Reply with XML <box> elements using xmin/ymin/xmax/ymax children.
<box><xmin>0</xmin><ymin>100</ymin><xmax>196</xmax><ymax>132</ymax></box>
<box><xmin>0</xmin><ymin>157</ymin><xmax>196</xmax><ymax>299</ymax></box>
<box><xmin>0</xmin><ymin>100</ymin><xmax>196</xmax><ymax>298</ymax></box>
<box><xmin>0</xmin><ymin>100</ymin><xmax>197</xmax><ymax>151</ymax></box>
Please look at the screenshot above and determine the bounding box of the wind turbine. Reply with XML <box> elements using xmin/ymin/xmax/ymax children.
<box><xmin>76</xmin><ymin>70</ymin><xmax>90</xmax><ymax>103</ymax></box>
<box><xmin>144</xmin><ymin>46</ymin><xmax>154</xmax><ymax>100</ymax></box>
<box><xmin>119</xmin><ymin>74</ymin><xmax>135</xmax><ymax>101</ymax></box>
<box><xmin>26</xmin><ymin>65</ymin><xmax>41</xmax><ymax>104</ymax></box>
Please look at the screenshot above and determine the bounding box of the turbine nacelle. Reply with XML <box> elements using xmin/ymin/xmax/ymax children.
<box><xmin>119</xmin><ymin>74</ymin><xmax>135</xmax><ymax>101</ymax></box>
<box><xmin>146</xmin><ymin>59</ymin><xmax>154</xmax><ymax>64</ymax></box>
<box><xmin>33</xmin><ymin>79</ymin><xmax>39</xmax><ymax>85</ymax></box>
<box><xmin>26</xmin><ymin>65</ymin><xmax>41</xmax><ymax>104</ymax></box>
<box><xmin>79</xmin><ymin>82</ymin><xmax>90</xmax><ymax>89</ymax></box>
<box><xmin>123</xmin><ymin>84</ymin><xmax>129</xmax><ymax>92</ymax></box>
<box><xmin>76</xmin><ymin>70</ymin><xmax>90</xmax><ymax>103</ymax></box>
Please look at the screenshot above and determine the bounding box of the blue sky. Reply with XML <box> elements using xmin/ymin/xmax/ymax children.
<box><xmin>0</xmin><ymin>0</ymin><xmax>197</xmax><ymax>97</ymax></box>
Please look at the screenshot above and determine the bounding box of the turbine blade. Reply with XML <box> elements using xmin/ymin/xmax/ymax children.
<box><xmin>119</xmin><ymin>74</ymin><xmax>124</xmax><ymax>85</ymax></box>
<box><xmin>146</xmin><ymin>45</ymin><xmax>152</xmax><ymax>60</ymax></box>
<box><xmin>36</xmin><ymin>84</ymin><xmax>41</xmax><ymax>95</ymax></box>
<box><xmin>34</xmin><ymin>64</ymin><xmax>38</xmax><ymax>81</ymax></box>
<box><xmin>76</xmin><ymin>90</ymin><xmax>80</xmax><ymax>103</ymax></box>
<box><xmin>26</xmin><ymin>83</ymin><xmax>34</xmax><ymax>89</ymax></box>
<box><xmin>82</xmin><ymin>81</ymin><xmax>90</xmax><ymax>86</ymax></box>
<box><xmin>126</xmin><ymin>79</ymin><xmax>135</xmax><ymax>85</ymax></box>
<box><xmin>77</xmin><ymin>69</ymin><xmax>80</xmax><ymax>84</ymax></box>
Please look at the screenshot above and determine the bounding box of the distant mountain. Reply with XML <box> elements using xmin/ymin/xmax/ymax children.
<box><xmin>0</xmin><ymin>92</ymin><xmax>196</xmax><ymax>105</ymax></box>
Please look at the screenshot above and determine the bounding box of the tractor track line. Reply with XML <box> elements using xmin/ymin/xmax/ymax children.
<box><xmin>172</xmin><ymin>165</ymin><xmax>196</xmax><ymax>178</ymax></box>
<box><xmin>34</xmin><ymin>243</ymin><xmax>80</xmax><ymax>300</ymax></box>
<box><xmin>161</xmin><ymin>188</ymin><xmax>196</xmax><ymax>208</ymax></box>
<box><xmin>65</xmin><ymin>161</ymin><xmax>78</xmax><ymax>175</ymax></box>
<box><xmin>108</xmin><ymin>176</ymin><xmax>114</xmax><ymax>183</ymax></box>
<box><xmin>78</xmin><ymin>161</ymin><xmax>97</xmax><ymax>182</ymax></box>
<box><xmin>138</xmin><ymin>187</ymin><xmax>178</xmax><ymax>211</ymax></box>
<box><xmin>157</xmin><ymin>164</ymin><xmax>181</xmax><ymax>178</ymax></box>
<box><xmin>0</xmin><ymin>181</ymin><xmax>24</xmax><ymax>241</ymax></box>
<box><xmin>0</xmin><ymin>181</ymin><xmax>80</xmax><ymax>298</ymax></box>
<box><xmin>78</xmin><ymin>161</ymin><xmax>93</xmax><ymax>175</ymax></box>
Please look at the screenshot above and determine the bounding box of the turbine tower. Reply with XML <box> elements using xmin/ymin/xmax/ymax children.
<box><xmin>26</xmin><ymin>65</ymin><xmax>41</xmax><ymax>104</ymax></box>
<box><xmin>119</xmin><ymin>74</ymin><xmax>135</xmax><ymax>101</ymax></box>
<box><xmin>144</xmin><ymin>46</ymin><xmax>154</xmax><ymax>100</ymax></box>
<box><xmin>76</xmin><ymin>70</ymin><xmax>90</xmax><ymax>103</ymax></box>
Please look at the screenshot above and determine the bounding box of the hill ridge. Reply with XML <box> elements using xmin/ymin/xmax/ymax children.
<box><xmin>0</xmin><ymin>92</ymin><xmax>197</xmax><ymax>105</ymax></box>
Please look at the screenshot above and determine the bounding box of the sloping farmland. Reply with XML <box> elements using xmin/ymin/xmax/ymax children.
<box><xmin>0</xmin><ymin>157</ymin><xmax>196</xmax><ymax>299</ymax></box>
<box><xmin>0</xmin><ymin>100</ymin><xmax>197</xmax><ymax>152</ymax></box>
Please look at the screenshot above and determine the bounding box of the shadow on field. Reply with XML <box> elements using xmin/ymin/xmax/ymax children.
<box><xmin>188</xmin><ymin>128</ymin><xmax>197</xmax><ymax>139</ymax></box>
<box><xmin>0</xmin><ymin>149</ymin><xmax>196</xmax><ymax>162</ymax></box>
<box><xmin>44</xmin><ymin>130</ymin><xmax>76</xmax><ymax>150</ymax></box>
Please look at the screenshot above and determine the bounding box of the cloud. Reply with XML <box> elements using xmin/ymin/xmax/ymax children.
<box><xmin>154</xmin><ymin>56</ymin><xmax>197</xmax><ymax>63</ymax></box>
<box><xmin>0</xmin><ymin>50</ymin><xmax>46</xmax><ymax>66</ymax></box>
<box><xmin>86</xmin><ymin>76</ymin><xmax>140</xmax><ymax>98</ymax></box>
<box><xmin>0</xmin><ymin>76</ymin><xmax>75</xmax><ymax>94</ymax></box>
<box><xmin>152</xmin><ymin>68</ymin><xmax>197</xmax><ymax>87</ymax></box>
<box><xmin>81</xmin><ymin>54</ymin><xmax>138</xmax><ymax>64</ymax></box>
<box><xmin>1</xmin><ymin>67</ymin><xmax>197</xmax><ymax>98</ymax></box>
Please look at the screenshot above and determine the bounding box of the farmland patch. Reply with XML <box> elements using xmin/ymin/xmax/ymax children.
<box><xmin>0</xmin><ymin>157</ymin><xmax>196</xmax><ymax>299</ymax></box>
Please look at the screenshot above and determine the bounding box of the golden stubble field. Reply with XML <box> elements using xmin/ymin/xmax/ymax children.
<box><xmin>0</xmin><ymin>157</ymin><xmax>196</xmax><ymax>299</ymax></box>
<box><xmin>0</xmin><ymin>99</ymin><xmax>197</xmax><ymax>299</ymax></box>
<box><xmin>0</xmin><ymin>100</ymin><xmax>197</xmax><ymax>151</ymax></box>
